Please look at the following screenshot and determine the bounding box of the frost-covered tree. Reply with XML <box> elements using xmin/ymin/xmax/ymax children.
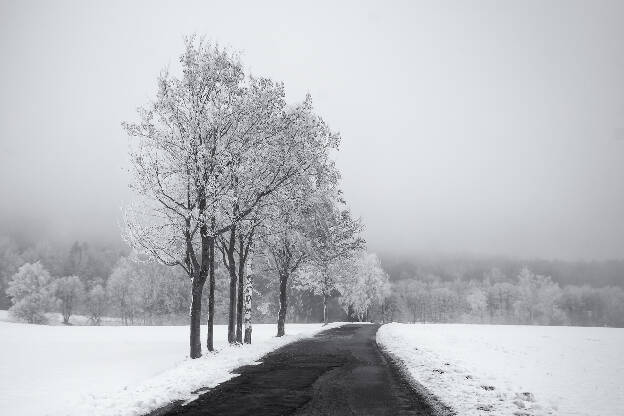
<box><xmin>123</xmin><ymin>39</ymin><xmax>244</xmax><ymax>356</ymax></box>
<box><xmin>216</xmin><ymin>81</ymin><xmax>339</xmax><ymax>344</ymax></box>
<box><xmin>297</xmin><ymin>193</ymin><xmax>364</xmax><ymax>324</ymax></box>
<box><xmin>107</xmin><ymin>258</ymin><xmax>139</xmax><ymax>325</ymax></box>
<box><xmin>338</xmin><ymin>252</ymin><xmax>390</xmax><ymax>322</ymax></box>
<box><xmin>7</xmin><ymin>262</ymin><xmax>56</xmax><ymax>324</ymax></box>
<box><xmin>261</xmin><ymin>189</ymin><xmax>312</xmax><ymax>336</ymax></box>
<box><xmin>53</xmin><ymin>275</ymin><xmax>85</xmax><ymax>324</ymax></box>
<box><xmin>87</xmin><ymin>284</ymin><xmax>107</xmax><ymax>326</ymax></box>
<box><xmin>237</xmin><ymin>223</ymin><xmax>258</xmax><ymax>343</ymax></box>
<box><xmin>514</xmin><ymin>267</ymin><xmax>563</xmax><ymax>324</ymax></box>
<box><xmin>218</xmin><ymin>218</ymin><xmax>258</xmax><ymax>343</ymax></box>
<box><xmin>263</xmin><ymin>214</ymin><xmax>309</xmax><ymax>336</ymax></box>
<box><xmin>380</xmin><ymin>288</ymin><xmax>401</xmax><ymax>323</ymax></box>
<box><xmin>395</xmin><ymin>279</ymin><xmax>429</xmax><ymax>323</ymax></box>
<box><xmin>0</xmin><ymin>236</ymin><xmax>23</xmax><ymax>309</ymax></box>
<box><xmin>259</xmin><ymin>167</ymin><xmax>334</xmax><ymax>336</ymax></box>
<box><xmin>123</xmin><ymin>38</ymin><xmax>339</xmax><ymax>356</ymax></box>
<box><xmin>465</xmin><ymin>286</ymin><xmax>487</xmax><ymax>322</ymax></box>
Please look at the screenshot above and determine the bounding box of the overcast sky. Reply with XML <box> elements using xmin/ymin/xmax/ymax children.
<box><xmin>0</xmin><ymin>0</ymin><xmax>623</xmax><ymax>260</ymax></box>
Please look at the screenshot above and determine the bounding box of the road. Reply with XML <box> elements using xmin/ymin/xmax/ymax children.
<box><xmin>150</xmin><ymin>324</ymin><xmax>440</xmax><ymax>416</ymax></box>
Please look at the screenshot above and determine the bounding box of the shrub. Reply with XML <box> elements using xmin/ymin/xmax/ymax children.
<box><xmin>7</xmin><ymin>262</ymin><xmax>57</xmax><ymax>324</ymax></box>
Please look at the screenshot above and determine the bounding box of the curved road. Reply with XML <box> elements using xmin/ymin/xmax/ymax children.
<box><xmin>150</xmin><ymin>324</ymin><xmax>437</xmax><ymax>416</ymax></box>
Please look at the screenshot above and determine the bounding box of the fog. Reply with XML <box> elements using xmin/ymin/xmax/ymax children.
<box><xmin>0</xmin><ymin>0</ymin><xmax>623</xmax><ymax>260</ymax></box>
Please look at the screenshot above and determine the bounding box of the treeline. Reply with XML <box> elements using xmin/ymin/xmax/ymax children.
<box><xmin>3</xmin><ymin>236</ymin><xmax>623</xmax><ymax>328</ymax></box>
<box><xmin>0</xmin><ymin>237</ymin><xmax>126</xmax><ymax>310</ymax></box>
<box><xmin>386</xmin><ymin>267</ymin><xmax>624</xmax><ymax>327</ymax></box>
<box><xmin>2</xmin><ymin>244</ymin><xmax>388</xmax><ymax>328</ymax></box>
<box><xmin>380</xmin><ymin>254</ymin><xmax>624</xmax><ymax>288</ymax></box>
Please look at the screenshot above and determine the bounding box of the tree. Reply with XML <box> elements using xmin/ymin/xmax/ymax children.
<box><xmin>236</xmin><ymin>224</ymin><xmax>257</xmax><ymax>342</ymax></box>
<box><xmin>396</xmin><ymin>279</ymin><xmax>429</xmax><ymax>323</ymax></box>
<box><xmin>87</xmin><ymin>284</ymin><xmax>107</xmax><ymax>325</ymax></box>
<box><xmin>261</xmin><ymin>175</ymin><xmax>318</xmax><ymax>337</ymax></box>
<box><xmin>243</xmin><ymin>258</ymin><xmax>255</xmax><ymax>343</ymax></box>
<box><xmin>218</xmin><ymin>219</ymin><xmax>257</xmax><ymax>343</ymax></box>
<box><xmin>53</xmin><ymin>276</ymin><xmax>85</xmax><ymax>324</ymax></box>
<box><xmin>380</xmin><ymin>286</ymin><xmax>400</xmax><ymax>323</ymax></box>
<box><xmin>216</xmin><ymin>80</ymin><xmax>339</xmax><ymax>343</ymax></box>
<box><xmin>123</xmin><ymin>39</ymin><xmax>243</xmax><ymax>356</ymax></box>
<box><xmin>338</xmin><ymin>252</ymin><xmax>389</xmax><ymax>322</ymax></box>
<box><xmin>486</xmin><ymin>281</ymin><xmax>518</xmax><ymax>322</ymax></box>
<box><xmin>0</xmin><ymin>236</ymin><xmax>23</xmax><ymax>309</ymax></box>
<box><xmin>123</xmin><ymin>38</ymin><xmax>339</xmax><ymax>357</ymax></box>
<box><xmin>300</xmin><ymin>192</ymin><xmax>365</xmax><ymax>324</ymax></box>
<box><xmin>514</xmin><ymin>267</ymin><xmax>562</xmax><ymax>325</ymax></box>
<box><xmin>262</xmin><ymin>211</ymin><xmax>309</xmax><ymax>336</ymax></box>
<box><xmin>107</xmin><ymin>257</ymin><xmax>140</xmax><ymax>325</ymax></box>
<box><xmin>465</xmin><ymin>286</ymin><xmax>487</xmax><ymax>322</ymax></box>
<box><xmin>108</xmin><ymin>256</ymin><xmax>192</xmax><ymax>325</ymax></box>
<box><xmin>7</xmin><ymin>262</ymin><xmax>56</xmax><ymax>324</ymax></box>
<box><xmin>65</xmin><ymin>242</ymin><xmax>89</xmax><ymax>277</ymax></box>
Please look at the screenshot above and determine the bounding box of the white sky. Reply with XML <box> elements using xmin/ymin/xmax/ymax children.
<box><xmin>0</xmin><ymin>0</ymin><xmax>623</xmax><ymax>260</ymax></box>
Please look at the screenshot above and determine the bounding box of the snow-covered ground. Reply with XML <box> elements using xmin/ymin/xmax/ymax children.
<box><xmin>0</xmin><ymin>316</ymin><xmax>342</xmax><ymax>416</ymax></box>
<box><xmin>377</xmin><ymin>323</ymin><xmax>624</xmax><ymax>416</ymax></box>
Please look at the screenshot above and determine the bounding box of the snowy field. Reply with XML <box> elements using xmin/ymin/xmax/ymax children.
<box><xmin>0</xmin><ymin>315</ymin><xmax>342</xmax><ymax>416</ymax></box>
<box><xmin>377</xmin><ymin>323</ymin><xmax>624</xmax><ymax>416</ymax></box>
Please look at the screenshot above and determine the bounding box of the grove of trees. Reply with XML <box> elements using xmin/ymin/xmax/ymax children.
<box><xmin>388</xmin><ymin>266</ymin><xmax>624</xmax><ymax>327</ymax></box>
<box><xmin>121</xmin><ymin>37</ymin><xmax>367</xmax><ymax>358</ymax></box>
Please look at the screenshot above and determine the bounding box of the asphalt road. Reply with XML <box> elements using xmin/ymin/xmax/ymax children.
<box><xmin>149</xmin><ymin>324</ymin><xmax>439</xmax><ymax>416</ymax></box>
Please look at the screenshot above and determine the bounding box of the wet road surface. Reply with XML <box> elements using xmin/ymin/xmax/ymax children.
<box><xmin>150</xmin><ymin>324</ymin><xmax>438</xmax><ymax>416</ymax></box>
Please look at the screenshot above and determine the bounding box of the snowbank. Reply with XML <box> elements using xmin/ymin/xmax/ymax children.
<box><xmin>377</xmin><ymin>323</ymin><xmax>624</xmax><ymax>416</ymax></box>
<box><xmin>0</xmin><ymin>319</ymin><xmax>342</xmax><ymax>416</ymax></box>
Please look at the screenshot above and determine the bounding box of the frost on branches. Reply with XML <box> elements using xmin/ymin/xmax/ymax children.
<box><xmin>295</xmin><ymin>191</ymin><xmax>365</xmax><ymax>324</ymax></box>
<box><xmin>337</xmin><ymin>252</ymin><xmax>390</xmax><ymax>322</ymax></box>
<box><xmin>7</xmin><ymin>262</ymin><xmax>56</xmax><ymax>324</ymax></box>
<box><xmin>260</xmin><ymin>170</ymin><xmax>327</xmax><ymax>336</ymax></box>
<box><xmin>122</xmin><ymin>37</ymin><xmax>339</xmax><ymax>357</ymax></box>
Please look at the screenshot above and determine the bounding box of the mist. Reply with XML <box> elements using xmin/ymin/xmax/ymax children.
<box><xmin>1</xmin><ymin>0</ymin><xmax>623</xmax><ymax>260</ymax></box>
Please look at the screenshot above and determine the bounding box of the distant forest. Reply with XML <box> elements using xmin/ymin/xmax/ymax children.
<box><xmin>380</xmin><ymin>253</ymin><xmax>624</xmax><ymax>288</ymax></box>
<box><xmin>1</xmin><ymin>235</ymin><xmax>623</xmax><ymax>327</ymax></box>
<box><xmin>380</xmin><ymin>253</ymin><xmax>624</xmax><ymax>327</ymax></box>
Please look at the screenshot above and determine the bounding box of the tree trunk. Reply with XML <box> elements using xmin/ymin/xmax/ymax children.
<box><xmin>243</xmin><ymin>262</ymin><xmax>253</xmax><ymax>344</ymax></box>
<box><xmin>207</xmin><ymin>236</ymin><xmax>215</xmax><ymax>352</ymax></box>
<box><xmin>323</xmin><ymin>292</ymin><xmax>328</xmax><ymax>325</ymax></box>
<box><xmin>62</xmin><ymin>303</ymin><xmax>70</xmax><ymax>324</ymax></box>
<box><xmin>226</xmin><ymin>229</ymin><xmax>237</xmax><ymax>344</ymax></box>
<box><xmin>190</xmin><ymin>278</ymin><xmax>204</xmax><ymax>359</ymax></box>
<box><xmin>277</xmin><ymin>272</ymin><xmax>288</xmax><ymax>337</ymax></box>
<box><xmin>236</xmin><ymin>259</ymin><xmax>244</xmax><ymax>343</ymax></box>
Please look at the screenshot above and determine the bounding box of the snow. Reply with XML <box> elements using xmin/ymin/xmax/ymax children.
<box><xmin>0</xmin><ymin>317</ymin><xmax>343</xmax><ymax>416</ymax></box>
<box><xmin>377</xmin><ymin>323</ymin><xmax>624</xmax><ymax>416</ymax></box>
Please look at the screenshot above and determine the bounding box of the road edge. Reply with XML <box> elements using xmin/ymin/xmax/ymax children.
<box><xmin>375</xmin><ymin>324</ymin><xmax>457</xmax><ymax>416</ymax></box>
